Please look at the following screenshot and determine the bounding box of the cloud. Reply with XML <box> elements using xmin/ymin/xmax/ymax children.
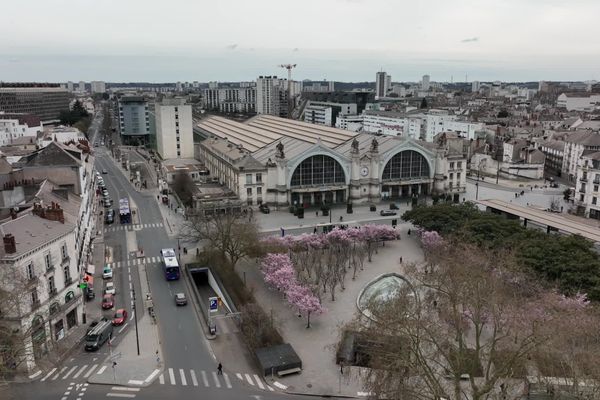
<box><xmin>293</xmin><ymin>48</ymin><xmax>299</xmax><ymax>52</ymax></box>
<box><xmin>226</xmin><ymin>44</ymin><xmax>238</xmax><ymax>50</ymax></box>
<box><xmin>460</xmin><ymin>37</ymin><xmax>479</xmax><ymax>43</ymax></box>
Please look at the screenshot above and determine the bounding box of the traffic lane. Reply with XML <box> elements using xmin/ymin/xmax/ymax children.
<box><xmin>144</xmin><ymin>382</ymin><xmax>315</xmax><ymax>400</ymax></box>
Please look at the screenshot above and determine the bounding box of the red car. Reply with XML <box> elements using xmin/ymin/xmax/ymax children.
<box><xmin>112</xmin><ymin>309</ymin><xmax>128</xmax><ymax>325</ymax></box>
<box><xmin>102</xmin><ymin>293</ymin><xmax>114</xmax><ymax>309</ymax></box>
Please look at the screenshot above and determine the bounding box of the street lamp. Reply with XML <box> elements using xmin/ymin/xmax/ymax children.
<box><xmin>131</xmin><ymin>288</ymin><xmax>140</xmax><ymax>356</ymax></box>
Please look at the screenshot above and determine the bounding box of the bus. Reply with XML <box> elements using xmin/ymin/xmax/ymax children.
<box><xmin>160</xmin><ymin>248</ymin><xmax>180</xmax><ymax>281</ymax></box>
<box><xmin>119</xmin><ymin>198</ymin><xmax>131</xmax><ymax>224</ymax></box>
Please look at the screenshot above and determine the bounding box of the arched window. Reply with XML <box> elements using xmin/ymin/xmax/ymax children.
<box><xmin>290</xmin><ymin>155</ymin><xmax>345</xmax><ymax>187</ymax></box>
<box><xmin>382</xmin><ymin>151</ymin><xmax>430</xmax><ymax>181</ymax></box>
<box><xmin>32</xmin><ymin>315</ymin><xmax>44</xmax><ymax>327</ymax></box>
<box><xmin>64</xmin><ymin>291</ymin><xmax>75</xmax><ymax>303</ymax></box>
<box><xmin>49</xmin><ymin>302</ymin><xmax>60</xmax><ymax>316</ymax></box>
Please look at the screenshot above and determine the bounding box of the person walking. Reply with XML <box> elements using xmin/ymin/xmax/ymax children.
<box><xmin>217</xmin><ymin>363</ymin><xmax>223</xmax><ymax>375</ymax></box>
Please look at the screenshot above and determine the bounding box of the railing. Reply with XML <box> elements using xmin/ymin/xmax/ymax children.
<box><xmin>31</xmin><ymin>300</ymin><xmax>41</xmax><ymax>310</ymax></box>
<box><xmin>46</xmin><ymin>264</ymin><xmax>55</xmax><ymax>273</ymax></box>
<box><xmin>62</xmin><ymin>256</ymin><xmax>70</xmax><ymax>265</ymax></box>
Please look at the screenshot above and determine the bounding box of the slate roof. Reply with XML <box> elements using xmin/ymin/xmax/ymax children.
<box><xmin>22</xmin><ymin>141</ymin><xmax>82</xmax><ymax>167</ymax></box>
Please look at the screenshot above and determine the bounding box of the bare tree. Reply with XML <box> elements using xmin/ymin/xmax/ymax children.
<box><xmin>352</xmin><ymin>243</ymin><xmax>600</xmax><ymax>400</ymax></box>
<box><xmin>183</xmin><ymin>210</ymin><xmax>259</xmax><ymax>268</ymax></box>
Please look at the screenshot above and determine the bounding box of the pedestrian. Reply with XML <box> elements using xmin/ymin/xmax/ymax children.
<box><xmin>407</xmin><ymin>229</ymin><xmax>411</xmax><ymax>236</ymax></box>
<box><xmin>339</xmin><ymin>215</ymin><xmax>343</xmax><ymax>222</ymax></box>
<box><xmin>217</xmin><ymin>363</ymin><xmax>223</xmax><ymax>375</ymax></box>
<box><xmin>183</xmin><ymin>247</ymin><xmax>187</xmax><ymax>255</ymax></box>
<box><xmin>515</xmin><ymin>193</ymin><xmax>518</xmax><ymax>198</ymax></box>
<box><xmin>399</xmin><ymin>256</ymin><xmax>403</xmax><ymax>264</ymax></box>
<box><xmin>280</xmin><ymin>227</ymin><xmax>285</xmax><ymax>237</ymax></box>
<box><xmin>313</xmin><ymin>227</ymin><xmax>317</xmax><ymax>234</ymax></box>
<box><xmin>316</xmin><ymin>210</ymin><xmax>319</xmax><ymax>217</ymax></box>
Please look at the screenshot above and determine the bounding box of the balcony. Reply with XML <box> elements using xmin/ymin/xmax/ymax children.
<box><xmin>48</xmin><ymin>288</ymin><xmax>57</xmax><ymax>296</ymax></box>
<box><xmin>65</xmin><ymin>277</ymin><xmax>73</xmax><ymax>286</ymax></box>
<box><xmin>61</xmin><ymin>256</ymin><xmax>70</xmax><ymax>266</ymax></box>
<box><xmin>45</xmin><ymin>265</ymin><xmax>55</xmax><ymax>274</ymax></box>
<box><xmin>579</xmin><ymin>188</ymin><xmax>586</xmax><ymax>194</ymax></box>
<box><xmin>581</xmin><ymin>176</ymin><xmax>588</xmax><ymax>182</ymax></box>
<box><xmin>31</xmin><ymin>300</ymin><xmax>41</xmax><ymax>310</ymax></box>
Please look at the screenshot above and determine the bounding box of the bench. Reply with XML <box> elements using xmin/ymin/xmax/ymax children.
<box><xmin>277</xmin><ymin>367</ymin><xmax>301</xmax><ymax>377</ymax></box>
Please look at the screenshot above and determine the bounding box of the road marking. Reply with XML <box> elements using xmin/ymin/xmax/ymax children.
<box><xmin>72</xmin><ymin>364</ymin><xmax>88</xmax><ymax>379</ymax></box>
<box><xmin>273</xmin><ymin>381</ymin><xmax>288</xmax><ymax>390</ymax></box>
<box><xmin>53</xmin><ymin>366</ymin><xmax>67</xmax><ymax>380</ymax></box>
<box><xmin>127</xmin><ymin>380</ymin><xmax>144</xmax><ymax>386</ymax></box>
<box><xmin>118</xmin><ymin>323</ymin><xmax>128</xmax><ymax>333</ymax></box>
<box><xmin>254</xmin><ymin>374</ymin><xmax>265</xmax><ymax>389</ymax></box>
<box><xmin>190</xmin><ymin>370</ymin><xmax>198</xmax><ymax>386</ymax></box>
<box><xmin>201</xmin><ymin>370</ymin><xmax>209</xmax><ymax>387</ymax></box>
<box><xmin>159</xmin><ymin>374</ymin><xmax>164</xmax><ymax>385</ymax></box>
<box><xmin>144</xmin><ymin>369</ymin><xmax>160</xmax><ymax>383</ymax></box>
<box><xmin>111</xmin><ymin>387</ymin><xmax>140</xmax><ymax>392</ymax></box>
<box><xmin>244</xmin><ymin>373</ymin><xmax>254</xmax><ymax>386</ymax></box>
<box><xmin>212</xmin><ymin>371</ymin><xmax>221</xmax><ymax>388</ymax></box>
<box><xmin>97</xmin><ymin>366</ymin><xmax>107</xmax><ymax>375</ymax></box>
<box><xmin>106</xmin><ymin>394</ymin><xmax>136</xmax><ymax>398</ymax></box>
<box><xmin>168</xmin><ymin>368</ymin><xmax>176</xmax><ymax>385</ymax></box>
<box><xmin>235</xmin><ymin>373</ymin><xmax>243</xmax><ymax>380</ymax></box>
<box><xmin>62</xmin><ymin>365</ymin><xmax>78</xmax><ymax>379</ymax></box>
<box><xmin>267</xmin><ymin>385</ymin><xmax>274</xmax><ymax>391</ymax></box>
<box><xmin>179</xmin><ymin>369</ymin><xmax>187</xmax><ymax>386</ymax></box>
<box><xmin>83</xmin><ymin>364</ymin><xmax>97</xmax><ymax>378</ymax></box>
<box><xmin>129</xmin><ymin>311</ymin><xmax>135</xmax><ymax>321</ymax></box>
<box><xmin>28</xmin><ymin>370</ymin><xmax>42</xmax><ymax>379</ymax></box>
<box><xmin>223</xmin><ymin>373</ymin><xmax>232</xmax><ymax>388</ymax></box>
<box><xmin>41</xmin><ymin>367</ymin><xmax>57</xmax><ymax>381</ymax></box>
<box><xmin>128</xmin><ymin>273</ymin><xmax>131</xmax><ymax>281</ymax></box>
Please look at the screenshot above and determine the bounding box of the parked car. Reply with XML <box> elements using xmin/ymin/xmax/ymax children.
<box><xmin>101</xmin><ymin>294</ymin><xmax>114</xmax><ymax>309</ymax></box>
<box><xmin>104</xmin><ymin>281</ymin><xmax>116</xmax><ymax>295</ymax></box>
<box><xmin>102</xmin><ymin>266</ymin><xmax>113</xmax><ymax>279</ymax></box>
<box><xmin>102</xmin><ymin>169</ymin><xmax>108</xmax><ymax>174</ymax></box>
<box><xmin>389</xmin><ymin>203</ymin><xmax>399</xmax><ymax>210</ymax></box>
<box><xmin>85</xmin><ymin>320</ymin><xmax>113</xmax><ymax>351</ymax></box>
<box><xmin>104</xmin><ymin>199</ymin><xmax>113</xmax><ymax>208</ymax></box>
<box><xmin>112</xmin><ymin>309</ymin><xmax>128</xmax><ymax>326</ymax></box>
<box><xmin>104</xmin><ymin>209</ymin><xmax>115</xmax><ymax>224</ymax></box>
<box><xmin>380</xmin><ymin>210</ymin><xmax>397</xmax><ymax>216</ymax></box>
<box><xmin>259</xmin><ymin>204</ymin><xmax>270</xmax><ymax>214</ymax></box>
<box><xmin>175</xmin><ymin>293</ymin><xmax>187</xmax><ymax>306</ymax></box>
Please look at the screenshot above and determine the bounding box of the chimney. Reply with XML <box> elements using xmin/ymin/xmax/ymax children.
<box><xmin>3</xmin><ymin>234</ymin><xmax>16</xmax><ymax>254</ymax></box>
<box><xmin>44</xmin><ymin>203</ymin><xmax>65</xmax><ymax>224</ymax></box>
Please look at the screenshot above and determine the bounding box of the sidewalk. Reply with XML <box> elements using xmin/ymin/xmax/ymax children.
<box><xmin>88</xmin><ymin>261</ymin><xmax>162</xmax><ymax>387</ymax></box>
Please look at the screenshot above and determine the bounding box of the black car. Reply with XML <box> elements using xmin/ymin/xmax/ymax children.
<box><xmin>380</xmin><ymin>210</ymin><xmax>397</xmax><ymax>216</ymax></box>
<box><xmin>259</xmin><ymin>204</ymin><xmax>270</xmax><ymax>214</ymax></box>
<box><xmin>389</xmin><ymin>203</ymin><xmax>399</xmax><ymax>210</ymax></box>
<box><xmin>105</xmin><ymin>209</ymin><xmax>115</xmax><ymax>224</ymax></box>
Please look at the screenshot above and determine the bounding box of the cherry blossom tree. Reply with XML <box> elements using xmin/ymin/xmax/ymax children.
<box><xmin>286</xmin><ymin>283</ymin><xmax>325</xmax><ymax>328</ymax></box>
<box><xmin>260</xmin><ymin>253</ymin><xmax>297</xmax><ymax>292</ymax></box>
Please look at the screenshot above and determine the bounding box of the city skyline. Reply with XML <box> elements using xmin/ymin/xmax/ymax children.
<box><xmin>1</xmin><ymin>0</ymin><xmax>599</xmax><ymax>82</ymax></box>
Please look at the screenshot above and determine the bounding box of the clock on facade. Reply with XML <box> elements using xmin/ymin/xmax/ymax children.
<box><xmin>360</xmin><ymin>166</ymin><xmax>369</xmax><ymax>177</ymax></box>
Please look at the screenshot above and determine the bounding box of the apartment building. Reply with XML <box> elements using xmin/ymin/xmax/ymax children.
<box><xmin>0</xmin><ymin>113</ymin><xmax>43</xmax><ymax>146</ymax></box>
<box><xmin>155</xmin><ymin>98</ymin><xmax>194</xmax><ymax>159</ymax></box>
<box><xmin>202</xmin><ymin>82</ymin><xmax>256</xmax><ymax>113</ymax></box>
<box><xmin>0</xmin><ymin>83</ymin><xmax>71</xmax><ymax>124</ymax></box>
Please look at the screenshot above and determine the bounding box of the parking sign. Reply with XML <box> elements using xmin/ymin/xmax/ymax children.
<box><xmin>209</xmin><ymin>297</ymin><xmax>218</xmax><ymax>313</ymax></box>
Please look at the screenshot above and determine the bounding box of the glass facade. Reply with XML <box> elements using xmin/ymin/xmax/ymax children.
<box><xmin>382</xmin><ymin>150</ymin><xmax>430</xmax><ymax>181</ymax></box>
<box><xmin>290</xmin><ymin>155</ymin><xmax>345</xmax><ymax>187</ymax></box>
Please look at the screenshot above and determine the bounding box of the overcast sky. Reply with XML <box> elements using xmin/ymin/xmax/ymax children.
<box><xmin>1</xmin><ymin>0</ymin><xmax>599</xmax><ymax>82</ymax></box>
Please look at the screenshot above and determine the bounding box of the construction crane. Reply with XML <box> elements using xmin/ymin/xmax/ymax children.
<box><xmin>279</xmin><ymin>64</ymin><xmax>297</xmax><ymax>118</ymax></box>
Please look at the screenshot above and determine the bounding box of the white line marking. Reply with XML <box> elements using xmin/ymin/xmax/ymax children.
<box><xmin>106</xmin><ymin>394</ymin><xmax>136</xmax><ymax>398</ymax></box>
<box><xmin>235</xmin><ymin>373</ymin><xmax>243</xmax><ymax>380</ymax></box>
<box><xmin>28</xmin><ymin>370</ymin><xmax>42</xmax><ymax>379</ymax></box>
<box><xmin>72</xmin><ymin>365</ymin><xmax>88</xmax><ymax>379</ymax></box>
<box><xmin>84</xmin><ymin>364</ymin><xmax>97</xmax><ymax>378</ymax></box>
<box><xmin>127</xmin><ymin>380</ymin><xmax>144</xmax><ymax>385</ymax></box>
<box><xmin>213</xmin><ymin>371</ymin><xmax>221</xmax><ymax>388</ymax></box>
<box><xmin>97</xmin><ymin>366</ymin><xmax>107</xmax><ymax>375</ymax></box>
<box><xmin>144</xmin><ymin>368</ymin><xmax>160</xmax><ymax>383</ymax></box>
<box><xmin>129</xmin><ymin>311</ymin><xmax>135</xmax><ymax>321</ymax></box>
<box><xmin>168</xmin><ymin>368</ymin><xmax>175</xmax><ymax>385</ymax></box>
<box><xmin>273</xmin><ymin>381</ymin><xmax>288</xmax><ymax>390</ymax></box>
<box><xmin>61</xmin><ymin>397</ymin><xmax>67</xmax><ymax>400</ymax></box>
<box><xmin>53</xmin><ymin>366</ymin><xmax>67</xmax><ymax>380</ymax></box>
<box><xmin>190</xmin><ymin>370</ymin><xmax>198</xmax><ymax>386</ymax></box>
<box><xmin>111</xmin><ymin>387</ymin><xmax>140</xmax><ymax>391</ymax></box>
<box><xmin>62</xmin><ymin>365</ymin><xmax>78</xmax><ymax>379</ymax></box>
<box><xmin>223</xmin><ymin>373</ymin><xmax>232</xmax><ymax>388</ymax></box>
<box><xmin>41</xmin><ymin>368</ymin><xmax>57</xmax><ymax>381</ymax></box>
<box><xmin>201</xmin><ymin>370</ymin><xmax>209</xmax><ymax>387</ymax></box>
<box><xmin>118</xmin><ymin>323</ymin><xmax>128</xmax><ymax>333</ymax></box>
<box><xmin>267</xmin><ymin>385</ymin><xmax>274</xmax><ymax>391</ymax></box>
<box><xmin>179</xmin><ymin>369</ymin><xmax>187</xmax><ymax>386</ymax></box>
<box><xmin>159</xmin><ymin>374</ymin><xmax>164</xmax><ymax>385</ymax></box>
<box><xmin>254</xmin><ymin>374</ymin><xmax>265</xmax><ymax>389</ymax></box>
<box><xmin>245</xmin><ymin>373</ymin><xmax>254</xmax><ymax>386</ymax></box>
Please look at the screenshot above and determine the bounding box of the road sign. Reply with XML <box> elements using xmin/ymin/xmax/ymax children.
<box><xmin>209</xmin><ymin>297</ymin><xmax>218</xmax><ymax>313</ymax></box>
<box><xmin>79</xmin><ymin>282</ymin><xmax>87</xmax><ymax>289</ymax></box>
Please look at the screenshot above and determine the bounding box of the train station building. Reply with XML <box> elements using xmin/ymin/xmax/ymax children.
<box><xmin>196</xmin><ymin>115</ymin><xmax>468</xmax><ymax>207</ymax></box>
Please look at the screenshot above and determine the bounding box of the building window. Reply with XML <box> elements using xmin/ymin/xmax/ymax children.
<box><xmin>177</xmin><ymin>151</ymin><xmax>181</xmax><ymax>157</ymax></box>
<box><xmin>31</xmin><ymin>289</ymin><xmax>39</xmax><ymax>306</ymax></box>
<box><xmin>247</xmin><ymin>187</ymin><xmax>252</xmax><ymax>197</ymax></box>
<box><xmin>174</xmin><ymin>107</ymin><xmax>178</xmax><ymax>112</ymax></box>
<box><xmin>594</xmin><ymin>197</ymin><xmax>598</xmax><ymax>205</ymax></box>
<box><xmin>381</xmin><ymin>151</ymin><xmax>430</xmax><ymax>181</ymax></box>
<box><xmin>457</xmin><ymin>161</ymin><xmax>462</xmax><ymax>169</ymax></box>
<box><xmin>450</xmin><ymin>162</ymin><xmax>454</xmax><ymax>169</ymax></box>
<box><xmin>175</xmin><ymin>122</ymin><xmax>179</xmax><ymax>127</ymax></box>
<box><xmin>457</xmin><ymin>172</ymin><xmax>461</xmax><ymax>181</ymax></box>
<box><xmin>256</xmin><ymin>173</ymin><xmax>262</xmax><ymax>183</ymax></box>
<box><xmin>257</xmin><ymin>187</ymin><xmax>262</xmax><ymax>195</ymax></box>
<box><xmin>61</xmin><ymin>244</ymin><xmax>68</xmax><ymax>260</ymax></box>
<box><xmin>595</xmin><ymin>185</ymin><xmax>599</xmax><ymax>192</ymax></box>
<box><xmin>26</xmin><ymin>263</ymin><xmax>34</xmax><ymax>280</ymax></box>
<box><xmin>580</xmin><ymin>194</ymin><xmax>585</xmax><ymax>202</ymax></box>
<box><xmin>291</xmin><ymin>155</ymin><xmax>345</xmax><ymax>186</ymax></box>
<box><xmin>63</xmin><ymin>264</ymin><xmax>71</xmax><ymax>284</ymax></box>
<box><xmin>48</xmin><ymin>276</ymin><xmax>56</xmax><ymax>294</ymax></box>
<box><xmin>45</xmin><ymin>253</ymin><xmax>53</xmax><ymax>271</ymax></box>
<box><xmin>449</xmin><ymin>173</ymin><xmax>453</xmax><ymax>180</ymax></box>
<box><xmin>177</xmin><ymin>144</ymin><xmax>180</xmax><ymax>149</ymax></box>
<box><xmin>246</xmin><ymin>174</ymin><xmax>252</xmax><ymax>185</ymax></box>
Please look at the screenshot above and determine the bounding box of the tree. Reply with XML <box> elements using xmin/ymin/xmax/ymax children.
<box><xmin>183</xmin><ymin>210</ymin><xmax>259</xmax><ymax>268</ymax></box>
<box><xmin>497</xmin><ymin>110</ymin><xmax>509</xmax><ymax>118</ymax></box>
<box><xmin>354</xmin><ymin>243</ymin><xmax>600</xmax><ymax>400</ymax></box>
<box><xmin>420</xmin><ymin>98</ymin><xmax>428</xmax><ymax>109</ymax></box>
<box><xmin>172</xmin><ymin>172</ymin><xmax>194</xmax><ymax>208</ymax></box>
<box><xmin>286</xmin><ymin>284</ymin><xmax>324</xmax><ymax>328</ymax></box>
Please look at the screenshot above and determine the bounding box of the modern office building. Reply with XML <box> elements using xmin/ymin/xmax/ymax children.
<box><xmin>422</xmin><ymin>75</ymin><xmax>430</xmax><ymax>91</ymax></box>
<box><xmin>375</xmin><ymin>71</ymin><xmax>390</xmax><ymax>99</ymax></box>
<box><xmin>118</xmin><ymin>96</ymin><xmax>150</xmax><ymax>144</ymax></box>
<box><xmin>0</xmin><ymin>83</ymin><xmax>71</xmax><ymax>124</ymax></box>
<box><xmin>302</xmin><ymin>80</ymin><xmax>335</xmax><ymax>92</ymax></box>
<box><xmin>155</xmin><ymin>98</ymin><xmax>194</xmax><ymax>160</ymax></box>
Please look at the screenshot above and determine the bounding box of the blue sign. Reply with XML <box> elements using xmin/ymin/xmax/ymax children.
<box><xmin>209</xmin><ymin>297</ymin><xmax>218</xmax><ymax>313</ymax></box>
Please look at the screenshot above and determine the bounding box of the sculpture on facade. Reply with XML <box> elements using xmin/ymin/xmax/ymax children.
<box><xmin>276</xmin><ymin>141</ymin><xmax>285</xmax><ymax>159</ymax></box>
<box><xmin>351</xmin><ymin>138</ymin><xmax>359</xmax><ymax>154</ymax></box>
<box><xmin>370</xmin><ymin>137</ymin><xmax>379</xmax><ymax>152</ymax></box>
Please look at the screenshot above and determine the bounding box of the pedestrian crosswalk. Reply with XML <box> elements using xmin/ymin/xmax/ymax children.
<box><xmin>39</xmin><ymin>363</ymin><xmax>273</xmax><ymax>392</ymax></box>
<box><xmin>106</xmin><ymin>386</ymin><xmax>141</xmax><ymax>398</ymax></box>
<box><xmin>104</xmin><ymin>222</ymin><xmax>164</xmax><ymax>233</ymax></box>
<box><xmin>156</xmin><ymin>367</ymin><xmax>273</xmax><ymax>391</ymax></box>
<box><xmin>104</xmin><ymin>256</ymin><xmax>163</xmax><ymax>270</ymax></box>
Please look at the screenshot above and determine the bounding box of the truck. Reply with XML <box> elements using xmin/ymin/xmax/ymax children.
<box><xmin>84</xmin><ymin>320</ymin><xmax>113</xmax><ymax>351</ymax></box>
